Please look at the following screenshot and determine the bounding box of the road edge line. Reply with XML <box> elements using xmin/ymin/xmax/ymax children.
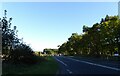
<box><xmin>64</xmin><ymin>56</ymin><xmax>120</xmax><ymax>71</ymax></box>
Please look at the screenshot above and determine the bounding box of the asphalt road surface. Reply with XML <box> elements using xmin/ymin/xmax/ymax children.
<box><xmin>54</xmin><ymin>56</ymin><xmax>120</xmax><ymax>75</ymax></box>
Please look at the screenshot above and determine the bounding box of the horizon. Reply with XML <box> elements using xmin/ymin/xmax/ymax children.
<box><xmin>2</xmin><ymin>2</ymin><xmax>118</xmax><ymax>51</ymax></box>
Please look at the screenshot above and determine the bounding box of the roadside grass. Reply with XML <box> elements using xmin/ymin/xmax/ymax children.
<box><xmin>2</xmin><ymin>56</ymin><xmax>58</xmax><ymax>76</ymax></box>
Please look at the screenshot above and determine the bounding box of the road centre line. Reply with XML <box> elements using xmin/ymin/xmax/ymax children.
<box><xmin>55</xmin><ymin>57</ymin><xmax>67</xmax><ymax>66</ymax></box>
<box><xmin>62</xmin><ymin>56</ymin><xmax>120</xmax><ymax>71</ymax></box>
<box><xmin>66</xmin><ymin>69</ymin><xmax>72</xmax><ymax>74</ymax></box>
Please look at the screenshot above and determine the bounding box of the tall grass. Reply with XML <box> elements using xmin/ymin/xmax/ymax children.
<box><xmin>2</xmin><ymin>56</ymin><xmax>58</xmax><ymax>76</ymax></box>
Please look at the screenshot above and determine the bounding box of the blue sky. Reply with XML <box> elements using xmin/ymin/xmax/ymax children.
<box><xmin>2</xmin><ymin>2</ymin><xmax>118</xmax><ymax>51</ymax></box>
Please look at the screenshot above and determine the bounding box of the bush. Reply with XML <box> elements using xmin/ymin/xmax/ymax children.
<box><xmin>20</xmin><ymin>55</ymin><xmax>40</xmax><ymax>64</ymax></box>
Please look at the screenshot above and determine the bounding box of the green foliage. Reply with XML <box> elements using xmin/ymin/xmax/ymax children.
<box><xmin>43</xmin><ymin>48</ymin><xmax>58</xmax><ymax>55</ymax></box>
<box><xmin>58</xmin><ymin>15</ymin><xmax>120</xmax><ymax>58</ymax></box>
<box><xmin>1</xmin><ymin>10</ymin><xmax>38</xmax><ymax>64</ymax></box>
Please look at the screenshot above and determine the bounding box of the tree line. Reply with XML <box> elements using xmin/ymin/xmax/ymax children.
<box><xmin>43</xmin><ymin>48</ymin><xmax>58</xmax><ymax>56</ymax></box>
<box><xmin>0</xmin><ymin>10</ymin><xmax>39</xmax><ymax>64</ymax></box>
<box><xmin>58</xmin><ymin>15</ymin><xmax>120</xmax><ymax>58</ymax></box>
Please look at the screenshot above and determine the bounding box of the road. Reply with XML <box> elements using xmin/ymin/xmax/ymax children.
<box><xmin>54</xmin><ymin>56</ymin><xmax>120</xmax><ymax>75</ymax></box>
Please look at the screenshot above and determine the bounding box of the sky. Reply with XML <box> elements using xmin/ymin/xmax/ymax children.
<box><xmin>1</xmin><ymin>2</ymin><xmax>118</xmax><ymax>51</ymax></box>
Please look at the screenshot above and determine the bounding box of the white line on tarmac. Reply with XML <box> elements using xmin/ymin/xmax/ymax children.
<box><xmin>55</xmin><ymin>57</ymin><xmax>67</xmax><ymax>66</ymax></box>
<box><xmin>63</xmin><ymin>56</ymin><xmax>120</xmax><ymax>71</ymax></box>
<box><xmin>66</xmin><ymin>69</ymin><xmax>72</xmax><ymax>74</ymax></box>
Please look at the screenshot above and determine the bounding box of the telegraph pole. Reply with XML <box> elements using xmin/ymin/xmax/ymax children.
<box><xmin>118</xmin><ymin>1</ymin><xmax>120</xmax><ymax>19</ymax></box>
<box><xmin>0</xmin><ymin>13</ymin><xmax>2</xmax><ymax>76</ymax></box>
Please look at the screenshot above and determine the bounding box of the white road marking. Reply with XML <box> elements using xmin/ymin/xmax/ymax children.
<box><xmin>63</xmin><ymin>56</ymin><xmax>120</xmax><ymax>71</ymax></box>
<box><xmin>72</xmin><ymin>58</ymin><xmax>120</xmax><ymax>71</ymax></box>
<box><xmin>55</xmin><ymin>57</ymin><xmax>67</xmax><ymax>66</ymax></box>
<box><xmin>66</xmin><ymin>69</ymin><xmax>72</xmax><ymax>74</ymax></box>
<box><xmin>69</xmin><ymin>56</ymin><xmax>74</xmax><ymax>57</ymax></box>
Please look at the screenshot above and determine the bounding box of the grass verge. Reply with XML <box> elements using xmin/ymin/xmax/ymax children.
<box><xmin>2</xmin><ymin>56</ymin><xmax>58</xmax><ymax>76</ymax></box>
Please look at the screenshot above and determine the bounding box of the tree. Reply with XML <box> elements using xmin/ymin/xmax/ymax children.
<box><xmin>1</xmin><ymin>10</ymin><xmax>38</xmax><ymax>64</ymax></box>
<box><xmin>58</xmin><ymin>15</ymin><xmax>120</xmax><ymax>58</ymax></box>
